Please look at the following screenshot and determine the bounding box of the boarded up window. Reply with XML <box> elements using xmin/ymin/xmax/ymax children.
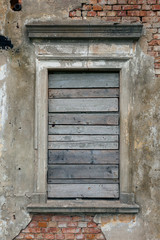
<box><xmin>48</xmin><ymin>72</ymin><xmax>119</xmax><ymax>199</ymax></box>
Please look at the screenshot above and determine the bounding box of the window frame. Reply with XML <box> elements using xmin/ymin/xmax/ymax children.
<box><xmin>34</xmin><ymin>57</ymin><xmax>133</xmax><ymax>205</ymax></box>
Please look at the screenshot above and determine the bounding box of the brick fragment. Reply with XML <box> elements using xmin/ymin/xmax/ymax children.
<box><xmin>56</xmin><ymin>233</ymin><xmax>65</xmax><ymax>239</ymax></box>
<box><xmin>127</xmin><ymin>10</ymin><xmax>140</xmax><ymax>16</ymax></box>
<box><xmin>108</xmin><ymin>0</ymin><xmax>117</xmax><ymax>3</ymax></box>
<box><xmin>82</xmin><ymin>228</ymin><xmax>101</xmax><ymax>234</ymax></box>
<box><xmin>38</xmin><ymin>222</ymin><xmax>48</xmax><ymax>227</ymax></box>
<box><xmin>82</xmin><ymin>4</ymin><xmax>92</xmax><ymax>10</ymax></box>
<box><xmin>97</xmin><ymin>11</ymin><xmax>107</xmax><ymax>16</ymax></box>
<box><xmin>88</xmin><ymin>0</ymin><xmax>97</xmax><ymax>3</ymax></box>
<box><xmin>107</xmin><ymin>11</ymin><xmax>117</xmax><ymax>16</ymax></box>
<box><xmin>67</xmin><ymin>221</ymin><xmax>78</xmax><ymax>227</ymax></box>
<box><xmin>147</xmin><ymin>0</ymin><xmax>156</xmax><ymax>3</ymax></box>
<box><xmin>113</xmin><ymin>5</ymin><xmax>122</xmax><ymax>10</ymax></box>
<box><xmin>118</xmin><ymin>0</ymin><xmax>127</xmax><ymax>3</ymax></box>
<box><xmin>45</xmin><ymin>233</ymin><xmax>55</xmax><ymax>239</ymax></box>
<box><xmin>103</xmin><ymin>5</ymin><xmax>112</xmax><ymax>10</ymax></box>
<box><xmin>117</xmin><ymin>10</ymin><xmax>126</xmax><ymax>16</ymax></box>
<box><xmin>128</xmin><ymin>0</ymin><xmax>137</xmax><ymax>3</ymax></box>
<box><xmin>52</xmin><ymin>216</ymin><xmax>72</xmax><ymax>222</ymax></box>
<box><xmin>62</xmin><ymin>228</ymin><xmax>81</xmax><ymax>234</ymax></box>
<box><xmin>122</xmin><ymin>5</ymin><xmax>141</xmax><ymax>10</ymax></box>
<box><xmin>87</xmin><ymin>222</ymin><xmax>97</xmax><ymax>228</ymax></box>
<box><xmin>87</xmin><ymin>11</ymin><xmax>97</xmax><ymax>16</ymax></box>
<box><xmin>93</xmin><ymin>5</ymin><xmax>103</xmax><ymax>10</ymax></box>
<box><xmin>65</xmin><ymin>234</ymin><xmax>75</xmax><ymax>240</ymax></box>
<box><xmin>76</xmin><ymin>234</ymin><xmax>85</xmax><ymax>239</ymax></box>
<box><xmin>98</xmin><ymin>0</ymin><xmax>108</xmax><ymax>3</ymax></box>
<box><xmin>152</xmin><ymin>5</ymin><xmax>160</xmax><ymax>10</ymax></box>
<box><xmin>58</xmin><ymin>222</ymin><xmax>67</xmax><ymax>228</ymax></box>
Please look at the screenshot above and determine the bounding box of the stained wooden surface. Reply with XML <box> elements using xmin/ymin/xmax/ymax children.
<box><xmin>49</xmin><ymin>113</ymin><xmax>119</xmax><ymax>125</ymax></box>
<box><xmin>48</xmin><ymin>165</ymin><xmax>118</xmax><ymax>179</ymax></box>
<box><xmin>49</xmin><ymin>98</ymin><xmax>118</xmax><ymax>112</ymax></box>
<box><xmin>48</xmin><ymin>72</ymin><xmax>120</xmax><ymax>199</ymax></box>
<box><xmin>48</xmin><ymin>184</ymin><xmax>119</xmax><ymax>198</ymax></box>
<box><xmin>48</xmin><ymin>150</ymin><xmax>119</xmax><ymax>164</ymax></box>
<box><xmin>49</xmin><ymin>88</ymin><xmax>119</xmax><ymax>98</ymax></box>
<box><xmin>49</xmin><ymin>73</ymin><xmax>119</xmax><ymax>88</ymax></box>
<box><xmin>49</xmin><ymin>125</ymin><xmax>119</xmax><ymax>135</ymax></box>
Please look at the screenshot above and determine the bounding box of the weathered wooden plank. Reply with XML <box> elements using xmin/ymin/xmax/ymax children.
<box><xmin>48</xmin><ymin>142</ymin><xmax>118</xmax><ymax>150</ymax></box>
<box><xmin>49</xmin><ymin>125</ymin><xmax>119</xmax><ymax>135</ymax></box>
<box><xmin>49</xmin><ymin>98</ymin><xmax>118</xmax><ymax>112</ymax></box>
<box><xmin>48</xmin><ymin>135</ymin><xmax>118</xmax><ymax>142</ymax></box>
<box><xmin>48</xmin><ymin>184</ymin><xmax>119</xmax><ymax>198</ymax></box>
<box><xmin>48</xmin><ymin>179</ymin><xmax>119</xmax><ymax>184</ymax></box>
<box><xmin>48</xmin><ymin>165</ymin><xmax>118</xmax><ymax>179</ymax></box>
<box><xmin>48</xmin><ymin>88</ymin><xmax>119</xmax><ymax>99</ymax></box>
<box><xmin>48</xmin><ymin>150</ymin><xmax>119</xmax><ymax>165</ymax></box>
<box><xmin>49</xmin><ymin>73</ymin><xmax>119</xmax><ymax>88</ymax></box>
<box><xmin>48</xmin><ymin>113</ymin><xmax>119</xmax><ymax>125</ymax></box>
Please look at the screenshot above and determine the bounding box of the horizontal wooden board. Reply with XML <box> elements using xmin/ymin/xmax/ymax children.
<box><xmin>48</xmin><ymin>113</ymin><xmax>119</xmax><ymax>125</ymax></box>
<box><xmin>48</xmin><ymin>184</ymin><xmax>119</xmax><ymax>198</ymax></box>
<box><xmin>49</xmin><ymin>73</ymin><xmax>119</xmax><ymax>89</ymax></box>
<box><xmin>48</xmin><ymin>88</ymin><xmax>119</xmax><ymax>99</ymax></box>
<box><xmin>48</xmin><ymin>142</ymin><xmax>118</xmax><ymax>150</ymax></box>
<box><xmin>48</xmin><ymin>150</ymin><xmax>119</xmax><ymax>165</ymax></box>
<box><xmin>48</xmin><ymin>165</ymin><xmax>118</xmax><ymax>179</ymax></box>
<box><xmin>49</xmin><ymin>125</ymin><xmax>119</xmax><ymax>135</ymax></box>
<box><xmin>49</xmin><ymin>98</ymin><xmax>118</xmax><ymax>112</ymax></box>
<box><xmin>48</xmin><ymin>179</ymin><xmax>119</xmax><ymax>184</ymax></box>
<box><xmin>48</xmin><ymin>135</ymin><xmax>118</xmax><ymax>142</ymax></box>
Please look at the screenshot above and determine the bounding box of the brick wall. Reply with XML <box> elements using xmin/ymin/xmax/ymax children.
<box><xmin>15</xmin><ymin>215</ymin><xmax>105</xmax><ymax>240</ymax></box>
<box><xmin>69</xmin><ymin>0</ymin><xmax>160</xmax><ymax>77</ymax></box>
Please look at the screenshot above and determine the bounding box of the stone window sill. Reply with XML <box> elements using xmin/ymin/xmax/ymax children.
<box><xmin>27</xmin><ymin>200</ymin><xmax>140</xmax><ymax>214</ymax></box>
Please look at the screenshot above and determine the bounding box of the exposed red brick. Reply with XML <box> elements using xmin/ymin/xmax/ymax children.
<box><xmin>108</xmin><ymin>0</ymin><xmax>117</xmax><ymax>3</ymax></box>
<box><xmin>113</xmin><ymin>5</ymin><xmax>122</xmax><ymax>10</ymax></box>
<box><xmin>24</xmin><ymin>233</ymin><xmax>35</xmax><ymax>239</ymax></box>
<box><xmin>88</xmin><ymin>0</ymin><xmax>97</xmax><ymax>3</ymax></box>
<box><xmin>147</xmin><ymin>0</ymin><xmax>156</xmax><ymax>3</ymax></box>
<box><xmin>58</xmin><ymin>222</ymin><xmax>67</xmax><ymax>228</ymax></box>
<box><xmin>127</xmin><ymin>10</ymin><xmax>140</xmax><ymax>16</ymax></box>
<box><xmin>65</xmin><ymin>234</ymin><xmax>75</xmax><ymax>240</ymax></box>
<box><xmin>38</xmin><ymin>222</ymin><xmax>48</xmax><ymax>228</ymax></box>
<box><xmin>85</xmin><ymin>234</ymin><xmax>96</xmax><ymax>239</ymax></box>
<box><xmin>44</xmin><ymin>233</ymin><xmax>55</xmax><ymax>239</ymax></box>
<box><xmin>69</xmin><ymin>11</ymin><xmax>77</xmax><ymax>17</ymax></box>
<box><xmin>107</xmin><ymin>11</ymin><xmax>117</xmax><ymax>16</ymax></box>
<box><xmin>118</xmin><ymin>0</ymin><xmax>127</xmax><ymax>3</ymax></box>
<box><xmin>122</xmin><ymin>5</ymin><xmax>141</xmax><ymax>10</ymax></box>
<box><xmin>117</xmin><ymin>10</ymin><xmax>126</xmax><ymax>16</ymax></box>
<box><xmin>87</xmin><ymin>222</ymin><xmax>98</xmax><ymax>228</ymax></box>
<box><xmin>76</xmin><ymin>234</ymin><xmax>86</xmax><ymax>239</ymax></box>
<box><xmin>152</xmin><ymin>5</ymin><xmax>160</xmax><ymax>10</ymax></box>
<box><xmin>149</xmin><ymin>40</ymin><xmax>160</xmax><ymax>45</ymax></box>
<box><xmin>87</xmin><ymin>11</ymin><xmax>97</xmax><ymax>16</ymax></box>
<box><xmin>142</xmin><ymin>4</ymin><xmax>151</xmax><ymax>10</ymax></box>
<box><xmin>154</xmin><ymin>34</ymin><xmax>160</xmax><ymax>39</ymax></box>
<box><xmin>67</xmin><ymin>221</ymin><xmax>78</xmax><ymax>227</ymax></box>
<box><xmin>82</xmin><ymin>4</ymin><xmax>92</xmax><ymax>10</ymax></box>
<box><xmin>128</xmin><ymin>0</ymin><xmax>137</xmax><ymax>4</ymax></box>
<box><xmin>93</xmin><ymin>4</ymin><xmax>103</xmax><ymax>10</ymax></box>
<box><xmin>56</xmin><ymin>233</ymin><xmax>65</xmax><ymax>239</ymax></box>
<box><xmin>97</xmin><ymin>11</ymin><xmax>107</xmax><ymax>16</ymax></box>
<box><xmin>103</xmin><ymin>5</ymin><xmax>112</xmax><ymax>10</ymax></box>
<box><xmin>96</xmin><ymin>233</ymin><xmax>106</xmax><ymax>239</ymax></box>
<box><xmin>62</xmin><ymin>228</ymin><xmax>81</xmax><ymax>234</ymax></box>
<box><xmin>82</xmin><ymin>228</ymin><xmax>101</xmax><ymax>234</ymax></box>
<box><xmin>52</xmin><ymin>216</ymin><xmax>72</xmax><ymax>222</ymax></box>
<box><xmin>98</xmin><ymin>0</ymin><xmax>108</xmax><ymax>3</ymax></box>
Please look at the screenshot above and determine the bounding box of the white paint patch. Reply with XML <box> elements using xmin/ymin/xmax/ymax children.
<box><xmin>0</xmin><ymin>64</ymin><xmax>7</xmax><ymax>81</ymax></box>
<box><xmin>0</xmin><ymin>82</ymin><xmax>8</xmax><ymax>132</ymax></box>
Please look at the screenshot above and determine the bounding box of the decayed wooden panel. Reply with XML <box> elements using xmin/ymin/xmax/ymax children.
<box><xmin>49</xmin><ymin>73</ymin><xmax>119</xmax><ymax>88</ymax></box>
<box><xmin>48</xmin><ymin>150</ymin><xmax>119</xmax><ymax>165</ymax></box>
<box><xmin>49</xmin><ymin>113</ymin><xmax>119</xmax><ymax>125</ymax></box>
<box><xmin>48</xmin><ymin>179</ymin><xmax>119</xmax><ymax>184</ymax></box>
<box><xmin>48</xmin><ymin>142</ymin><xmax>118</xmax><ymax>150</ymax></box>
<box><xmin>48</xmin><ymin>165</ymin><xmax>118</xmax><ymax>179</ymax></box>
<box><xmin>49</xmin><ymin>125</ymin><xmax>119</xmax><ymax>135</ymax></box>
<box><xmin>49</xmin><ymin>98</ymin><xmax>118</xmax><ymax>112</ymax></box>
<box><xmin>49</xmin><ymin>88</ymin><xmax>119</xmax><ymax>99</ymax></box>
<box><xmin>48</xmin><ymin>184</ymin><xmax>119</xmax><ymax>198</ymax></box>
<box><xmin>48</xmin><ymin>135</ymin><xmax>118</xmax><ymax>142</ymax></box>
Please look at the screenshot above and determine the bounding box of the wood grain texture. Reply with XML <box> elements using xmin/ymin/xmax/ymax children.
<box><xmin>48</xmin><ymin>179</ymin><xmax>119</xmax><ymax>184</ymax></box>
<box><xmin>48</xmin><ymin>142</ymin><xmax>118</xmax><ymax>150</ymax></box>
<box><xmin>49</xmin><ymin>73</ymin><xmax>119</xmax><ymax>89</ymax></box>
<box><xmin>49</xmin><ymin>98</ymin><xmax>118</xmax><ymax>112</ymax></box>
<box><xmin>49</xmin><ymin>113</ymin><xmax>119</xmax><ymax>125</ymax></box>
<box><xmin>48</xmin><ymin>150</ymin><xmax>119</xmax><ymax>164</ymax></box>
<box><xmin>48</xmin><ymin>134</ymin><xmax>118</xmax><ymax>142</ymax></box>
<box><xmin>49</xmin><ymin>88</ymin><xmax>119</xmax><ymax>99</ymax></box>
<box><xmin>49</xmin><ymin>125</ymin><xmax>119</xmax><ymax>135</ymax></box>
<box><xmin>48</xmin><ymin>165</ymin><xmax>118</xmax><ymax>179</ymax></box>
<box><xmin>48</xmin><ymin>184</ymin><xmax>119</xmax><ymax>198</ymax></box>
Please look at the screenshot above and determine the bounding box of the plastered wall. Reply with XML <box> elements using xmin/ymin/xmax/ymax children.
<box><xmin>0</xmin><ymin>0</ymin><xmax>160</xmax><ymax>239</ymax></box>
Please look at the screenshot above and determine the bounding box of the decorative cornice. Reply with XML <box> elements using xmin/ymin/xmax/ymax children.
<box><xmin>26</xmin><ymin>23</ymin><xmax>143</xmax><ymax>40</ymax></box>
